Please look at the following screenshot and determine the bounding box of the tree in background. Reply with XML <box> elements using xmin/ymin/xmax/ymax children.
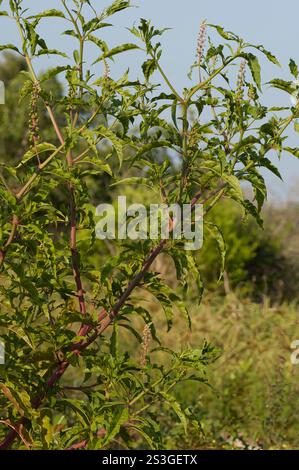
<box><xmin>0</xmin><ymin>53</ymin><xmax>64</xmax><ymax>169</ymax></box>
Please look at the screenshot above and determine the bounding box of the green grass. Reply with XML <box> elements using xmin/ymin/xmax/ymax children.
<box><xmin>155</xmin><ymin>294</ymin><xmax>299</xmax><ymax>449</ymax></box>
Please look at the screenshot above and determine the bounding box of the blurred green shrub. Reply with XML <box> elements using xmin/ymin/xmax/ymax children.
<box><xmin>200</xmin><ymin>200</ymin><xmax>299</xmax><ymax>303</ymax></box>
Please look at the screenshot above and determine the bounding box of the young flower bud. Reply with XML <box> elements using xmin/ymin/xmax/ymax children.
<box><xmin>236</xmin><ymin>60</ymin><xmax>246</xmax><ymax>101</ymax></box>
<box><xmin>28</xmin><ymin>82</ymin><xmax>41</xmax><ymax>149</ymax></box>
<box><xmin>103</xmin><ymin>59</ymin><xmax>110</xmax><ymax>79</ymax></box>
<box><xmin>140</xmin><ymin>323</ymin><xmax>151</xmax><ymax>368</ymax></box>
<box><xmin>197</xmin><ymin>20</ymin><xmax>207</xmax><ymax>68</ymax></box>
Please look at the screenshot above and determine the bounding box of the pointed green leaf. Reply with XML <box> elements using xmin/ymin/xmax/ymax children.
<box><xmin>289</xmin><ymin>59</ymin><xmax>298</xmax><ymax>79</ymax></box>
<box><xmin>103</xmin><ymin>407</ymin><xmax>128</xmax><ymax>445</ymax></box>
<box><xmin>94</xmin><ymin>43</ymin><xmax>139</xmax><ymax>63</ymax></box>
<box><xmin>241</xmin><ymin>53</ymin><xmax>262</xmax><ymax>91</ymax></box>
<box><xmin>97</xmin><ymin>126</ymin><xmax>123</xmax><ymax>168</ymax></box>
<box><xmin>17</xmin><ymin>143</ymin><xmax>57</xmax><ymax>168</ymax></box>
<box><xmin>205</xmin><ymin>222</ymin><xmax>226</xmax><ymax>281</ymax></box>
<box><xmin>31</xmin><ymin>9</ymin><xmax>65</xmax><ymax>19</ymax></box>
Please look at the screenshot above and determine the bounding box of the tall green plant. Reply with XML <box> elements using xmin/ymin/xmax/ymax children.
<box><xmin>0</xmin><ymin>0</ymin><xmax>297</xmax><ymax>450</ymax></box>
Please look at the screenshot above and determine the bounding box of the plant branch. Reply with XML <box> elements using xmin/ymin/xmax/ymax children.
<box><xmin>13</xmin><ymin>11</ymin><xmax>91</xmax><ymax>325</ymax></box>
<box><xmin>150</xmin><ymin>51</ymin><xmax>184</xmax><ymax>103</ymax></box>
<box><xmin>0</xmin><ymin>215</ymin><xmax>19</xmax><ymax>267</ymax></box>
<box><xmin>187</xmin><ymin>56</ymin><xmax>236</xmax><ymax>101</ymax></box>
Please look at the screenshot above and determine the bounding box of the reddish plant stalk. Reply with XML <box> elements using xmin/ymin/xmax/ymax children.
<box><xmin>66</xmin><ymin>439</ymin><xmax>88</xmax><ymax>451</ymax></box>
<box><xmin>43</xmin><ymin>102</ymin><xmax>88</xmax><ymax>322</ymax></box>
<box><xmin>0</xmin><ymin>215</ymin><xmax>19</xmax><ymax>268</ymax></box>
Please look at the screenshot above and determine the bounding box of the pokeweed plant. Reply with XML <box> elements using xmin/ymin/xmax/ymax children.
<box><xmin>0</xmin><ymin>0</ymin><xmax>297</xmax><ymax>450</ymax></box>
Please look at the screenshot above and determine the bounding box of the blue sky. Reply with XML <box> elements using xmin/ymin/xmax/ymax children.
<box><xmin>1</xmin><ymin>0</ymin><xmax>299</xmax><ymax>201</ymax></box>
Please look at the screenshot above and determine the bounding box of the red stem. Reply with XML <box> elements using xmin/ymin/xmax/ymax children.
<box><xmin>45</xmin><ymin>103</ymin><xmax>88</xmax><ymax>322</ymax></box>
<box><xmin>66</xmin><ymin>439</ymin><xmax>88</xmax><ymax>451</ymax></box>
<box><xmin>0</xmin><ymin>215</ymin><xmax>19</xmax><ymax>267</ymax></box>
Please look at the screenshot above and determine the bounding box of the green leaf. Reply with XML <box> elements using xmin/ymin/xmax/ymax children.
<box><xmin>205</xmin><ymin>222</ymin><xmax>226</xmax><ymax>281</ymax></box>
<box><xmin>208</xmin><ymin>24</ymin><xmax>239</xmax><ymax>41</ymax></box>
<box><xmin>284</xmin><ymin>147</ymin><xmax>299</xmax><ymax>158</ymax></box>
<box><xmin>103</xmin><ymin>407</ymin><xmax>129</xmax><ymax>445</ymax></box>
<box><xmin>40</xmin><ymin>414</ymin><xmax>53</xmax><ymax>449</ymax></box>
<box><xmin>60</xmin><ymin>399</ymin><xmax>90</xmax><ymax>427</ymax></box>
<box><xmin>244</xmin><ymin>171</ymin><xmax>267</xmax><ymax>212</ymax></box>
<box><xmin>268</xmin><ymin>79</ymin><xmax>294</xmax><ymax>94</ymax></box>
<box><xmin>0</xmin><ymin>44</ymin><xmax>20</xmax><ymax>53</ymax></box>
<box><xmin>31</xmin><ymin>9</ymin><xmax>65</xmax><ymax>19</ymax></box>
<box><xmin>73</xmin><ymin>50</ymin><xmax>80</xmax><ymax>65</ymax></box>
<box><xmin>87</xmin><ymin>35</ymin><xmax>108</xmax><ymax>52</ymax></box>
<box><xmin>223</xmin><ymin>174</ymin><xmax>244</xmax><ymax>202</ymax></box>
<box><xmin>97</xmin><ymin>126</ymin><xmax>123</xmax><ymax>168</ymax></box>
<box><xmin>8</xmin><ymin>324</ymin><xmax>35</xmax><ymax>349</ymax></box>
<box><xmin>103</xmin><ymin>0</ymin><xmax>131</xmax><ymax>18</ymax></box>
<box><xmin>142</xmin><ymin>58</ymin><xmax>157</xmax><ymax>81</ymax></box>
<box><xmin>94</xmin><ymin>43</ymin><xmax>139</xmax><ymax>63</ymax></box>
<box><xmin>289</xmin><ymin>59</ymin><xmax>298</xmax><ymax>79</ymax></box>
<box><xmin>233</xmin><ymin>136</ymin><xmax>259</xmax><ymax>153</ymax></box>
<box><xmin>36</xmin><ymin>49</ymin><xmax>68</xmax><ymax>58</ymax></box>
<box><xmin>84</xmin><ymin>20</ymin><xmax>112</xmax><ymax>34</ymax></box>
<box><xmin>118</xmin><ymin>323</ymin><xmax>142</xmax><ymax>343</ymax></box>
<box><xmin>111</xmin><ymin>177</ymin><xmax>153</xmax><ymax>189</ymax></box>
<box><xmin>17</xmin><ymin>143</ymin><xmax>57</xmax><ymax>168</ymax></box>
<box><xmin>258</xmin><ymin>158</ymin><xmax>282</xmax><ymax>180</ymax></box>
<box><xmin>78</xmin><ymin>160</ymin><xmax>113</xmax><ymax>177</ymax></box>
<box><xmin>171</xmin><ymin>99</ymin><xmax>179</xmax><ymax>129</ymax></box>
<box><xmin>133</xmin><ymin>141</ymin><xmax>172</xmax><ymax>162</ymax></box>
<box><xmin>252</xmin><ymin>45</ymin><xmax>280</xmax><ymax>66</ymax></box>
<box><xmin>160</xmin><ymin>392</ymin><xmax>188</xmax><ymax>434</ymax></box>
<box><xmin>241</xmin><ymin>53</ymin><xmax>262</xmax><ymax>91</ymax></box>
<box><xmin>62</xmin><ymin>29</ymin><xmax>78</xmax><ymax>38</ymax></box>
<box><xmin>145</xmin><ymin>277</ymin><xmax>189</xmax><ymax>330</ymax></box>
<box><xmin>128</xmin><ymin>424</ymin><xmax>157</xmax><ymax>449</ymax></box>
<box><xmin>242</xmin><ymin>199</ymin><xmax>263</xmax><ymax>227</ymax></box>
<box><xmin>110</xmin><ymin>323</ymin><xmax>119</xmax><ymax>358</ymax></box>
<box><xmin>40</xmin><ymin>66</ymin><xmax>70</xmax><ymax>82</ymax></box>
<box><xmin>0</xmin><ymin>381</ymin><xmax>36</xmax><ymax>419</ymax></box>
